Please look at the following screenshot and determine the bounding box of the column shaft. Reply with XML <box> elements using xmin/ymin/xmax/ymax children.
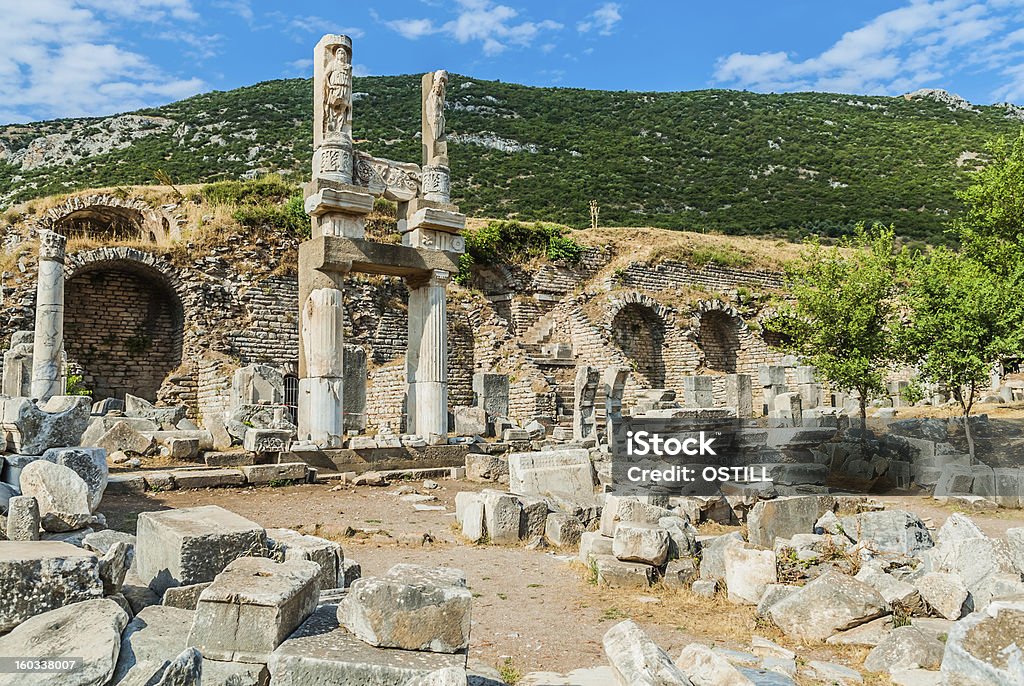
<box><xmin>31</xmin><ymin>231</ymin><xmax>66</xmax><ymax>401</ymax></box>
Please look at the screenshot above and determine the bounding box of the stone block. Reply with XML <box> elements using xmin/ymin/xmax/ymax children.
<box><xmin>865</xmin><ymin>626</ymin><xmax>944</xmax><ymax>674</ymax></box>
<box><xmin>5</xmin><ymin>495</ymin><xmax>40</xmax><ymax>541</ymax></box>
<box><xmin>125</xmin><ymin>394</ymin><xmax>186</xmax><ymax>430</ymax></box>
<box><xmin>232</xmin><ymin>365</ymin><xmax>285</xmax><ymax>407</ymax></box>
<box><xmin>135</xmin><ymin>505</ymin><xmax>267</xmax><ymax>594</ymax></box>
<box><xmin>243</xmin><ymin>428</ymin><xmax>293</xmax><ymax>453</ymax></box>
<box><xmin>268</xmin><ymin>604</ymin><xmax>466</xmax><ymax>686</ymax></box>
<box><xmin>769</xmin><ymin>571</ymin><xmax>887</xmax><ymax>642</ymax></box>
<box><xmin>242</xmin><ymin>462</ymin><xmax>307</xmax><ymax>485</ymax></box>
<box><xmin>758</xmin><ymin>365</ymin><xmax>786</xmax><ymax>387</ymax></box>
<box><xmin>613</xmin><ymin>522</ymin><xmax>670</xmax><ymax>566</ymax></box>
<box><xmin>267</xmin><ymin>527</ymin><xmax>343</xmax><ymax>590</ymax></box>
<box><xmin>40</xmin><ymin>446</ymin><xmax>107</xmax><ymax>512</ymax></box>
<box><xmin>96</xmin><ymin>420</ymin><xmax>156</xmax><ymax>455</ymax></box>
<box><xmin>0</xmin><ymin>395</ymin><xmax>91</xmax><ymax>455</ymax></box>
<box><xmin>939</xmin><ymin>598</ymin><xmax>1024</xmax><ymax>685</ymax></box>
<box><xmin>481</xmin><ymin>491</ymin><xmax>522</xmax><ymax>544</ymax></box>
<box><xmin>113</xmin><ymin>605</ymin><xmax>195</xmax><ymax>682</ymax></box>
<box><xmin>0</xmin><ymin>541</ymin><xmax>103</xmax><ymax>631</ymax></box>
<box><xmin>691</xmin><ymin>579</ymin><xmax>718</xmax><ymax>598</ymax></box>
<box><xmin>508</xmin><ymin>448</ymin><xmax>595</xmax><ymax>501</ymax></box>
<box><xmin>841</xmin><ymin>509</ymin><xmax>933</xmax><ymax>556</ymax></box>
<box><xmin>579</xmin><ymin>531</ymin><xmax>614</xmax><ymax>565</ymax></box>
<box><xmin>914</xmin><ymin>572</ymin><xmax>968</xmax><ymax>620</ymax></box>
<box><xmin>472</xmin><ymin>373</ymin><xmax>509</xmax><ymax>419</ymax></box>
<box><xmin>163</xmin><ymin>582</ymin><xmax>211</xmax><ymax>610</ymax></box>
<box><xmin>747</xmin><ymin>496</ymin><xmax>825</xmax><ymax>548</ymax></box>
<box><xmin>724</xmin><ymin>374</ymin><xmax>753</xmax><ymax>419</ymax></box>
<box><xmin>698</xmin><ymin>531</ymin><xmax>746</xmax><ymax>581</ymax></box>
<box><xmin>545</xmin><ymin>512</ymin><xmax>583</xmax><ymax>547</ymax></box>
<box><xmin>171</xmin><ymin>468</ymin><xmax>246</xmax><ymax>489</ymax></box>
<box><xmin>663</xmin><ymin>558</ymin><xmax>698</xmax><ymax>590</ymax></box>
<box><xmin>677</xmin><ymin>642</ymin><xmax>754</xmax><ymax>686</ymax></box>
<box><xmin>0</xmin><ymin>598</ymin><xmax>128</xmax><ymax>686</ymax></box>
<box><xmin>681</xmin><ymin>375</ymin><xmax>714</xmax><ymax>408</ymax></box>
<box><xmin>159</xmin><ymin>437</ymin><xmax>201</xmax><ymax>460</ymax></box>
<box><xmin>724</xmin><ymin>547</ymin><xmax>777</xmax><ymax>605</ymax></box>
<box><xmin>594</xmin><ymin>554</ymin><xmax>656</xmax><ymax>588</ymax></box>
<box><xmin>855</xmin><ymin>565</ymin><xmax>920</xmax><ymax>607</ymax></box>
<box><xmin>460</xmin><ymin>496</ymin><xmax>485</xmax><ymax>543</ymax></box>
<box><xmin>935</xmin><ymin>464</ymin><xmax>974</xmax><ymax>496</ymax></box>
<box><xmin>602</xmin><ymin>619</ymin><xmax>690</xmax><ymax>685</ymax></box>
<box><xmin>465</xmin><ymin>452</ymin><xmax>508</xmax><ymax>482</ymax></box>
<box><xmin>339</xmin><ymin>564</ymin><xmax>472</xmax><ymax>653</ymax></box>
<box><xmin>453</xmin><ymin>406</ymin><xmax>487</xmax><ymax>436</ymax></box>
<box><xmin>516</xmin><ymin>494</ymin><xmax>549</xmax><ymax>539</ymax></box>
<box><xmin>993</xmin><ymin>468</ymin><xmax>1022</xmax><ymax>508</ymax></box>
<box><xmin>19</xmin><ymin>459</ymin><xmax>91</xmax><ymax>528</ymax></box>
<box><xmin>187</xmin><ymin>556</ymin><xmax>321</xmax><ymax>663</ymax></box>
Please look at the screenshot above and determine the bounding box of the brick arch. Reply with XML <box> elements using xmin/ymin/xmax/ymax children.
<box><xmin>63</xmin><ymin>249</ymin><xmax>186</xmax><ymax>403</ymax></box>
<box><xmin>603</xmin><ymin>291</ymin><xmax>674</xmax><ymax>388</ymax></box>
<box><xmin>692</xmin><ymin>299</ymin><xmax>748</xmax><ymax>373</ymax></box>
<box><xmin>41</xmin><ymin>195</ymin><xmax>180</xmax><ymax>243</ymax></box>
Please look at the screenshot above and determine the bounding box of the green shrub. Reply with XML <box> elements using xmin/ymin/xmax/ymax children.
<box><xmin>232</xmin><ymin>193</ymin><xmax>309</xmax><ymax>237</ymax></box>
<box><xmin>456</xmin><ymin>219</ymin><xmax>584</xmax><ymax>284</ymax></box>
<box><xmin>196</xmin><ymin>175</ymin><xmax>298</xmax><ymax>205</ymax></box>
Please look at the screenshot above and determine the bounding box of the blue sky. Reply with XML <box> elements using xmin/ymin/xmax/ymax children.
<box><xmin>4</xmin><ymin>0</ymin><xmax>1024</xmax><ymax>124</ymax></box>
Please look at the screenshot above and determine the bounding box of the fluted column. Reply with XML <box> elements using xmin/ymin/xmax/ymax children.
<box><xmin>31</xmin><ymin>230</ymin><xmax>66</xmax><ymax>401</ymax></box>
<box><xmin>406</xmin><ymin>269</ymin><xmax>449</xmax><ymax>443</ymax></box>
<box><xmin>298</xmin><ymin>287</ymin><xmax>346</xmax><ymax>448</ymax></box>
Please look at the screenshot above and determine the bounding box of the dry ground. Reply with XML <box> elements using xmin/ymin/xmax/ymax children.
<box><xmin>101</xmin><ymin>480</ymin><xmax>1024</xmax><ymax>684</ymax></box>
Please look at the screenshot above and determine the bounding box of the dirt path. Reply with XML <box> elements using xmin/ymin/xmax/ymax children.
<box><xmin>100</xmin><ymin>481</ymin><xmax>1024</xmax><ymax>679</ymax></box>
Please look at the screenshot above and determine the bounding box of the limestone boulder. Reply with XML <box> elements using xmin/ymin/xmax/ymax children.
<box><xmin>0</xmin><ymin>395</ymin><xmax>91</xmax><ymax>455</ymax></box>
<box><xmin>841</xmin><ymin>510</ymin><xmax>933</xmax><ymax>556</ymax></box>
<box><xmin>594</xmin><ymin>555</ymin><xmax>657</xmax><ymax>588</ymax></box>
<box><xmin>134</xmin><ymin>505</ymin><xmax>267</xmax><ymax>594</ymax></box>
<box><xmin>508</xmin><ymin>449</ymin><xmax>595</xmax><ymax>501</ymax></box>
<box><xmin>155</xmin><ymin>647</ymin><xmax>203</xmax><ymax>686</ymax></box>
<box><xmin>769</xmin><ymin>571</ymin><xmax>887</xmax><ymax>642</ymax></box>
<box><xmin>864</xmin><ymin>626</ymin><xmax>944</xmax><ymax>674</ymax></box>
<box><xmin>125</xmin><ymin>394</ymin><xmax>187</xmax><ymax>430</ymax></box>
<box><xmin>99</xmin><ymin>540</ymin><xmax>134</xmax><ymax>595</ymax></box>
<box><xmin>480</xmin><ymin>490</ymin><xmax>522</xmax><ymax>544</ymax></box>
<box><xmin>82</xmin><ymin>528</ymin><xmax>137</xmax><ymax>555</ymax></box>
<box><xmin>675</xmin><ymin>643</ymin><xmax>753</xmax><ymax>686</ymax></box>
<box><xmin>579</xmin><ymin>531</ymin><xmax>614</xmax><ymax>565</ymax></box>
<box><xmin>602</xmin><ymin>619</ymin><xmax>693</xmax><ymax>686</ymax></box>
<box><xmin>747</xmin><ymin>496</ymin><xmax>826</xmax><ymax>548</ymax></box>
<box><xmin>267</xmin><ymin>527</ymin><xmax>344</xmax><ymax>590</ymax></box>
<box><xmin>545</xmin><ymin>512</ymin><xmax>583</xmax><ymax>547</ymax></box>
<box><xmin>465</xmin><ymin>452</ymin><xmax>509</xmax><ymax>483</ymax></box>
<box><xmin>855</xmin><ymin>565</ymin><xmax>920</xmax><ymax>608</ymax></box>
<box><xmin>698</xmin><ymin>532</ymin><xmax>746</xmax><ymax>581</ymax></box>
<box><xmin>6</xmin><ymin>494</ymin><xmax>40</xmax><ymax>541</ymax></box>
<box><xmin>926</xmin><ymin>534</ymin><xmax>1019</xmax><ymax>610</ymax></box>
<box><xmin>914</xmin><ymin>572</ymin><xmax>968</xmax><ymax>620</ymax></box>
<box><xmin>940</xmin><ymin>599</ymin><xmax>1024</xmax><ymax>685</ymax></box>
<box><xmin>454</xmin><ymin>406</ymin><xmax>487</xmax><ymax>436</ymax></box>
<box><xmin>187</xmin><ymin>556</ymin><xmax>321</xmax><ymax>663</ymax></box>
<box><xmin>0</xmin><ymin>598</ymin><xmax>128</xmax><ymax>686</ymax></box>
<box><xmin>724</xmin><ymin>547</ymin><xmax>777</xmax><ymax>605</ymax></box>
<box><xmin>95</xmin><ymin>420</ymin><xmax>156</xmax><ymax>456</ymax></box>
<box><xmin>0</xmin><ymin>541</ymin><xmax>103</xmax><ymax>631</ymax></box>
<box><xmin>660</xmin><ymin>516</ymin><xmax>699</xmax><ymax>559</ymax></box>
<box><xmin>613</xmin><ymin>522</ymin><xmax>670</xmax><ymax>566</ymax></box>
<box><xmin>41</xmin><ymin>447</ymin><xmax>107</xmax><ymax>512</ymax></box>
<box><xmin>18</xmin><ymin>460</ymin><xmax>91</xmax><ymax>530</ymax></box>
<box><xmin>113</xmin><ymin>605</ymin><xmax>194</xmax><ymax>683</ymax></box>
<box><xmin>339</xmin><ymin>564</ymin><xmax>472</xmax><ymax>653</ymax></box>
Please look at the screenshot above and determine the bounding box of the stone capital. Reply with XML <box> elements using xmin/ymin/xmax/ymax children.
<box><xmin>37</xmin><ymin>230</ymin><xmax>67</xmax><ymax>262</ymax></box>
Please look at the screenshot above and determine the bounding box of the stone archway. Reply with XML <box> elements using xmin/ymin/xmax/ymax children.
<box><xmin>43</xmin><ymin>194</ymin><xmax>180</xmax><ymax>243</ymax></box>
<box><xmin>608</xmin><ymin>297</ymin><xmax>668</xmax><ymax>387</ymax></box>
<box><xmin>63</xmin><ymin>249</ymin><xmax>185</xmax><ymax>402</ymax></box>
<box><xmin>694</xmin><ymin>300</ymin><xmax>746</xmax><ymax>373</ymax></box>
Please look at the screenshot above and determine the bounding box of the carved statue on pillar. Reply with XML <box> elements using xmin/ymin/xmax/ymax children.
<box><xmin>324</xmin><ymin>44</ymin><xmax>352</xmax><ymax>137</ymax></box>
<box><xmin>421</xmin><ymin>70</ymin><xmax>451</xmax><ymax>203</ymax></box>
<box><xmin>313</xmin><ymin>34</ymin><xmax>354</xmax><ymax>185</ymax></box>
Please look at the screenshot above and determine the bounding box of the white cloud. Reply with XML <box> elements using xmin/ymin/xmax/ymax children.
<box><xmin>379</xmin><ymin>0</ymin><xmax>562</xmax><ymax>55</ymax></box>
<box><xmin>577</xmin><ymin>2</ymin><xmax>622</xmax><ymax>36</ymax></box>
<box><xmin>713</xmin><ymin>0</ymin><xmax>1024</xmax><ymax>100</ymax></box>
<box><xmin>0</xmin><ymin>0</ymin><xmax>206</xmax><ymax>123</ymax></box>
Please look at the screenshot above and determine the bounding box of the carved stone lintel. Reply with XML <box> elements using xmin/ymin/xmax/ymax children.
<box><xmin>403</xmin><ymin>229</ymin><xmax>465</xmax><ymax>254</ymax></box>
<box><xmin>353</xmin><ymin>152</ymin><xmax>420</xmax><ymax>201</ymax></box>
<box><xmin>421</xmin><ymin>165</ymin><xmax>451</xmax><ymax>203</ymax></box>
<box><xmin>402</xmin><ymin>207</ymin><xmax>466</xmax><ymax>235</ymax></box>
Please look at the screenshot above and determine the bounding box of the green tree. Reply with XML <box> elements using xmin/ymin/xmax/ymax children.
<box><xmin>766</xmin><ymin>223</ymin><xmax>903</xmax><ymax>433</ymax></box>
<box><xmin>899</xmin><ymin>248</ymin><xmax>1024</xmax><ymax>457</ymax></box>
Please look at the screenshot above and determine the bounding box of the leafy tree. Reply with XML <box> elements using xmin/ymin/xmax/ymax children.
<box><xmin>899</xmin><ymin>248</ymin><xmax>1024</xmax><ymax>457</ymax></box>
<box><xmin>766</xmin><ymin>223</ymin><xmax>903</xmax><ymax>432</ymax></box>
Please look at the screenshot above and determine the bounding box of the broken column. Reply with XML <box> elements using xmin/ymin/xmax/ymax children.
<box><xmin>299</xmin><ymin>287</ymin><xmax>346</xmax><ymax>448</ymax></box>
<box><xmin>572</xmin><ymin>365</ymin><xmax>600</xmax><ymax>442</ymax></box>
<box><xmin>2</xmin><ymin>331</ymin><xmax>33</xmax><ymax>398</ymax></box>
<box><xmin>724</xmin><ymin>373</ymin><xmax>753</xmax><ymax>418</ymax></box>
<box><xmin>602</xmin><ymin>366</ymin><xmax>629</xmax><ymax>447</ymax></box>
<box><xmin>405</xmin><ymin>269</ymin><xmax>451</xmax><ymax>443</ymax></box>
<box><xmin>343</xmin><ymin>345</ymin><xmax>367</xmax><ymax>433</ymax></box>
<box><xmin>31</xmin><ymin>230</ymin><xmax>66</xmax><ymax>401</ymax></box>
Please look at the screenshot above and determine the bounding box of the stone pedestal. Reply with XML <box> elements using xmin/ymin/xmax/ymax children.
<box><xmin>305</xmin><ymin>184</ymin><xmax>373</xmax><ymax>239</ymax></box>
<box><xmin>406</xmin><ymin>271</ymin><xmax>450</xmax><ymax>443</ymax></box>
<box><xmin>31</xmin><ymin>231</ymin><xmax>66</xmax><ymax>401</ymax></box>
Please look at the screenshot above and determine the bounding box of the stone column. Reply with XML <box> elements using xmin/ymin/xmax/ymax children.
<box><xmin>602</xmin><ymin>366</ymin><xmax>630</xmax><ymax>451</ymax></box>
<box><xmin>31</xmin><ymin>230</ymin><xmax>66</xmax><ymax>401</ymax></box>
<box><xmin>406</xmin><ymin>269</ymin><xmax>450</xmax><ymax>443</ymax></box>
<box><xmin>298</xmin><ymin>287</ymin><xmax>346</xmax><ymax>448</ymax></box>
<box><xmin>421</xmin><ymin>70</ymin><xmax>451</xmax><ymax>204</ymax></box>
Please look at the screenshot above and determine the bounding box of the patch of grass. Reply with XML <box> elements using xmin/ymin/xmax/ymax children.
<box><xmin>497</xmin><ymin>658</ymin><xmax>523</xmax><ymax>685</ymax></box>
<box><xmin>601</xmin><ymin>607</ymin><xmax>628</xmax><ymax>621</ymax></box>
<box><xmin>268</xmin><ymin>478</ymin><xmax>295</xmax><ymax>488</ymax></box>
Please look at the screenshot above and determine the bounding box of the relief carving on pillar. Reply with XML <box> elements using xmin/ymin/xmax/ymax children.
<box><xmin>353</xmin><ymin>152</ymin><xmax>420</xmax><ymax>201</ymax></box>
<box><xmin>422</xmin><ymin>69</ymin><xmax>449</xmax><ymax>167</ymax></box>
<box><xmin>321</xmin><ymin>38</ymin><xmax>353</xmax><ymax>141</ymax></box>
<box><xmin>38</xmin><ymin>229</ymin><xmax>67</xmax><ymax>261</ymax></box>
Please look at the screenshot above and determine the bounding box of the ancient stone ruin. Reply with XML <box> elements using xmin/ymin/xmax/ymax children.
<box><xmin>0</xmin><ymin>31</ymin><xmax>1020</xmax><ymax>686</ymax></box>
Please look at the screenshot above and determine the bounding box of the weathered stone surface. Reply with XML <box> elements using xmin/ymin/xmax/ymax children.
<box><xmin>41</xmin><ymin>446</ymin><xmax>107</xmax><ymax>512</ymax></box>
<box><xmin>602</xmin><ymin>619</ymin><xmax>692</xmax><ymax>686</ymax></box>
<box><xmin>805</xmin><ymin>660</ymin><xmax>863</xmax><ymax>684</ymax></box>
<box><xmin>5</xmin><ymin>494</ymin><xmax>40</xmax><ymax>540</ymax></box>
<box><xmin>864</xmin><ymin>626</ymin><xmax>944</xmax><ymax>673</ymax></box>
<box><xmin>824</xmin><ymin>615</ymin><xmax>894</xmax><ymax>647</ymax></box>
<box><xmin>126</xmin><ymin>393</ymin><xmax>187</xmax><ymax>430</ymax></box>
<box><xmin>691</xmin><ymin>579</ymin><xmax>718</xmax><ymax>598</ymax></box>
<box><xmin>404</xmin><ymin>666</ymin><xmax>468</xmax><ymax>686</ymax></box>
<box><xmin>855</xmin><ymin>565</ymin><xmax>920</xmax><ymax>607</ymax></box>
<box><xmin>243</xmin><ymin>428</ymin><xmax>293</xmax><ymax>453</ymax></box>
<box><xmin>232</xmin><ymin>364</ymin><xmax>285</xmax><ymax>407</ymax></box>
<box><xmin>82</xmin><ymin>528</ymin><xmax>136</xmax><ymax>554</ymax></box>
<box><xmin>914</xmin><ymin>572</ymin><xmax>968</xmax><ymax>620</ymax></box>
<box><xmin>926</xmin><ymin>534</ymin><xmax>1018</xmax><ymax>610</ymax></box>
<box><xmin>842</xmin><ymin>510</ymin><xmax>933</xmax><ymax>556</ymax></box>
<box><xmin>594</xmin><ymin>554</ymin><xmax>656</xmax><ymax>589</ymax></box>
<box><xmin>187</xmin><ymin>556</ymin><xmax>321</xmax><ymax>663</ymax></box>
<box><xmin>663</xmin><ymin>558</ymin><xmax>699</xmax><ymax>590</ymax></box>
<box><xmin>937</xmin><ymin>512</ymin><xmax>985</xmax><ymax>544</ymax></box>
<box><xmin>724</xmin><ymin>547</ymin><xmax>777</xmax><ymax>605</ymax></box>
<box><xmin>0</xmin><ymin>598</ymin><xmax>128</xmax><ymax>686</ymax></box>
<box><xmin>135</xmin><ymin>505</ymin><xmax>267</xmax><ymax>594</ymax></box>
<box><xmin>158</xmin><ymin>436</ymin><xmax>201</xmax><ymax>460</ymax></box>
<box><xmin>465</xmin><ymin>453</ymin><xmax>509</xmax><ymax>483</ymax></box>
<box><xmin>454</xmin><ymin>406</ymin><xmax>487</xmax><ymax>436</ymax></box>
<box><xmin>473</xmin><ymin>373</ymin><xmax>509</xmax><ymax>419</ymax></box>
<box><xmin>100</xmin><ymin>540</ymin><xmax>133</xmax><ymax>595</ymax></box>
<box><xmin>121</xmin><ymin>570</ymin><xmax>161</xmax><ymax>615</ymax></box>
<box><xmin>269</xmin><ymin>604</ymin><xmax>466</xmax><ymax>686</ymax></box>
<box><xmin>0</xmin><ymin>540</ymin><xmax>102</xmax><ymax>631</ymax></box>
<box><xmin>939</xmin><ymin>599</ymin><xmax>1024</xmax><ymax>685</ymax></box>
<box><xmin>242</xmin><ymin>462</ymin><xmax>306</xmax><ymax>485</ymax></box>
<box><xmin>267</xmin><ymin>527</ymin><xmax>343</xmax><ymax>590</ymax></box>
<box><xmin>95</xmin><ymin>420</ymin><xmax>156</xmax><ymax>455</ymax></box>
<box><xmin>698</xmin><ymin>532</ymin><xmax>746</xmax><ymax>581</ymax></box>
<box><xmin>0</xmin><ymin>395</ymin><xmax>91</xmax><ymax>455</ymax></box>
<box><xmin>1008</xmin><ymin>527</ymin><xmax>1024</xmax><ymax>575</ymax></box>
<box><xmin>545</xmin><ymin>512</ymin><xmax>583</xmax><ymax>547</ymax></box>
<box><xmin>481</xmin><ymin>491</ymin><xmax>522</xmax><ymax>544</ymax></box>
<box><xmin>339</xmin><ymin>564</ymin><xmax>472</xmax><ymax>653</ymax></box>
<box><xmin>460</xmin><ymin>495</ymin><xmax>485</xmax><ymax>543</ymax></box>
<box><xmin>755</xmin><ymin>584</ymin><xmax>798</xmax><ymax>619</ymax></box>
<box><xmin>613</xmin><ymin>522</ymin><xmax>670</xmax><ymax>566</ymax></box>
<box><xmin>19</xmin><ymin>459</ymin><xmax>90</xmax><ymax>528</ymax></box>
<box><xmin>155</xmin><ymin>647</ymin><xmax>203</xmax><ymax>686</ymax></box>
<box><xmin>676</xmin><ymin>642</ymin><xmax>753</xmax><ymax>686</ymax></box>
<box><xmin>660</xmin><ymin>516</ymin><xmax>698</xmax><ymax>559</ymax></box>
<box><xmin>600</xmin><ymin>495</ymin><xmax>674</xmax><ymax>536</ymax></box>
<box><xmin>508</xmin><ymin>449</ymin><xmax>595</xmax><ymax>501</ymax></box>
<box><xmin>113</xmin><ymin>605</ymin><xmax>194</xmax><ymax>683</ymax></box>
<box><xmin>747</xmin><ymin>497</ymin><xmax>824</xmax><ymax>549</ymax></box>
<box><xmin>163</xmin><ymin>582</ymin><xmax>211</xmax><ymax>610</ymax></box>
<box><xmin>516</xmin><ymin>494</ymin><xmax>549</xmax><ymax>539</ymax></box>
<box><xmin>579</xmin><ymin>531</ymin><xmax>614</xmax><ymax>565</ymax></box>
<box><xmin>769</xmin><ymin>571</ymin><xmax>887</xmax><ymax>642</ymax></box>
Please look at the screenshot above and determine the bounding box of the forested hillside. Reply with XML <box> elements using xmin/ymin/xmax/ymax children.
<box><xmin>2</xmin><ymin>75</ymin><xmax>1022</xmax><ymax>243</ymax></box>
